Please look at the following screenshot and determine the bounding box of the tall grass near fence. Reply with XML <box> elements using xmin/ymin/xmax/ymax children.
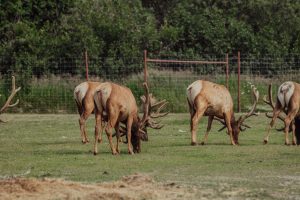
<box><xmin>0</xmin><ymin>70</ymin><xmax>283</xmax><ymax>113</ymax></box>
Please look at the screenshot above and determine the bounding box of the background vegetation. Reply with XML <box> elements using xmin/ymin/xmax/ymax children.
<box><xmin>0</xmin><ymin>0</ymin><xmax>299</xmax><ymax>113</ymax></box>
<box><xmin>1</xmin><ymin>0</ymin><xmax>300</xmax><ymax>75</ymax></box>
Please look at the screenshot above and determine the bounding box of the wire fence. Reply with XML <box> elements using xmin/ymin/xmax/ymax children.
<box><xmin>0</xmin><ymin>53</ymin><xmax>299</xmax><ymax>113</ymax></box>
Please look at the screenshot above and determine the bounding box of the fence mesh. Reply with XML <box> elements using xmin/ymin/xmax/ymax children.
<box><xmin>0</xmin><ymin>53</ymin><xmax>299</xmax><ymax>113</ymax></box>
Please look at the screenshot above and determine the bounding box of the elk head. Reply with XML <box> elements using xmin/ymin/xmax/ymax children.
<box><xmin>117</xmin><ymin>82</ymin><xmax>169</xmax><ymax>153</ymax></box>
<box><xmin>215</xmin><ymin>85</ymin><xmax>259</xmax><ymax>144</ymax></box>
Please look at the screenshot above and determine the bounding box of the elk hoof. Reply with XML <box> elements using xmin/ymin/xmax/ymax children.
<box><xmin>93</xmin><ymin>152</ymin><xmax>97</xmax><ymax>156</ymax></box>
<box><xmin>285</xmin><ymin>142</ymin><xmax>290</xmax><ymax>146</ymax></box>
<box><xmin>200</xmin><ymin>142</ymin><xmax>205</xmax><ymax>145</ymax></box>
<box><xmin>263</xmin><ymin>140</ymin><xmax>268</xmax><ymax>144</ymax></box>
<box><xmin>292</xmin><ymin>141</ymin><xmax>296</xmax><ymax>145</ymax></box>
<box><xmin>98</xmin><ymin>139</ymin><xmax>102</xmax><ymax>143</ymax></box>
<box><xmin>128</xmin><ymin>151</ymin><xmax>134</xmax><ymax>155</ymax></box>
<box><xmin>191</xmin><ymin>142</ymin><xmax>198</xmax><ymax>146</ymax></box>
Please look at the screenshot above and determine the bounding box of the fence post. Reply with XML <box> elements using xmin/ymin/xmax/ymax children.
<box><xmin>85</xmin><ymin>50</ymin><xmax>89</xmax><ymax>81</ymax></box>
<box><xmin>144</xmin><ymin>50</ymin><xmax>148</xmax><ymax>84</ymax></box>
<box><xmin>226</xmin><ymin>53</ymin><xmax>229</xmax><ymax>89</ymax></box>
<box><xmin>237</xmin><ymin>51</ymin><xmax>241</xmax><ymax>112</ymax></box>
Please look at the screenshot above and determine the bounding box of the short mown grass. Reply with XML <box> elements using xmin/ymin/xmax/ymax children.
<box><xmin>0</xmin><ymin>113</ymin><xmax>299</xmax><ymax>199</ymax></box>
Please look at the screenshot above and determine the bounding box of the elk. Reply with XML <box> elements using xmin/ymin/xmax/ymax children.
<box><xmin>263</xmin><ymin>81</ymin><xmax>300</xmax><ymax>145</ymax></box>
<box><xmin>93</xmin><ymin>82</ymin><xmax>168</xmax><ymax>155</ymax></box>
<box><xmin>74</xmin><ymin>81</ymin><xmax>103</xmax><ymax>144</ymax></box>
<box><xmin>186</xmin><ymin>80</ymin><xmax>259</xmax><ymax>145</ymax></box>
<box><xmin>0</xmin><ymin>76</ymin><xmax>21</xmax><ymax>122</ymax></box>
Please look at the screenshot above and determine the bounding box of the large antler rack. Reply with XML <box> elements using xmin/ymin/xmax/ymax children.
<box><xmin>139</xmin><ymin>82</ymin><xmax>169</xmax><ymax>130</ymax></box>
<box><xmin>0</xmin><ymin>76</ymin><xmax>21</xmax><ymax>122</ymax></box>
<box><xmin>263</xmin><ymin>84</ymin><xmax>290</xmax><ymax>131</ymax></box>
<box><xmin>214</xmin><ymin>85</ymin><xmax>259</xmax><ymax>132</ymax></box>
<box><xmin>237</xmin><ymin>85</ymin><xmax>260</xmax><ymax>127</ymax></box>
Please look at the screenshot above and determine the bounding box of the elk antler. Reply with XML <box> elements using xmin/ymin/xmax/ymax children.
<box><xmin>0</xmin><ymin>76</ymin><xmax>21</xmax><ymax>122</ymax></box>
<box><xmin>263</xmin><ymin>84</ymin><xmax>291</xmax><ymax>131</ymax></box>
<box><xmin>213</xmin><ymin>117</ymin><xmax>227</xmax><ymax>132</ymax></box>
<box><xmin>238</xmin><ymin>85</ymin><xmax>259</xmax><ymax>127</ymax></box>
<box><xmin>139</xmin><ymin>82</ymin><xmax>168</xmax><ymax>130</ymax></box>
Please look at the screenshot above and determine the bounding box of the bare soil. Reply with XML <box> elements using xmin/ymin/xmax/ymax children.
<box><xmin>0</xmin><ymin>174</ymin><xmax>201</xmax><ymax>200</ymax></box>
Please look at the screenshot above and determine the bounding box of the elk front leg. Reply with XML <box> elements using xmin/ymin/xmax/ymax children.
<box><xmin>93</xmin><ymin>112</ymin><xmax>102</xmax><ymax>155</ymax></box>
<box><xmin>264</xmin><ymin>109</ymin><xmax>281</xmax><ymax>144</ymax></box>
<box><xmin>126</xmin><ymin>117</ymin><xmax>134</xmax><ymax>155</ymax></box>
<box><xmin>115</xmin><ymin>122</ymin><xmax>121</xmax><ymax>154</ymax></box>
<box><xmin>291</xmin><ymin>121</ymin><xmax>297</xmax><ymax>145</ymax></box>
<box><xmin>224</xmin><ymin>114</ymin><xmax>235</xmax><ymax>145</ymax></box>
<box><xmin>201</xmin><ymin>116</ymin><xmax>214</xmax><ymax>145</ymax></box>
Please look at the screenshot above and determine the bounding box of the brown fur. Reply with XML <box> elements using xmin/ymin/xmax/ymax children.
<box><xmin>93</xmin><ymin>82</ymin><xmax>145</xmax><ymax>155</ymax></box>
<box><xmin>74</xmin><ymin>81</ymin><xmax>102</xmax><ymax>144</ymax></box>
<box><xmin>187</xmin><ymin>80</ymin><xmax>258</xmax><ymax>145</ymax></box>
<box><xmin>264</xmin><ymin>81</ymin><xmax>300</xmax><ymax>145</ymax></box>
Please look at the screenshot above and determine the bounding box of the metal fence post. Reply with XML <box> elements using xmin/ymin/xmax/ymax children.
<box><xmin>85</xmin><ymin>50</ymin><xmax>89</xmax><ymax>81</ymax></box>
<box><xmin>237</xmin><ymin>51</ymin><xmax>241</xmax><ymax>112</ymax></box>
<box><xmin>226</xmin><ymin>53</ymin><xmax>229</xmax><ymax>89</ymax></box>
<box><xmin>144</xmin><ymin>50</ymin><xmax>148</xmax><ymax>84</ymax></box>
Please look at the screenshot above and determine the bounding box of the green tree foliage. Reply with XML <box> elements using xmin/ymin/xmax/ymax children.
<box><xmin>0</xmin><ymin>0</ymin><xmax>299</xmax><ymax>78</ymax></box>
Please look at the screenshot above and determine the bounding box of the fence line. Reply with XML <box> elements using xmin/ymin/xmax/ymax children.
<box><xmin>0</xmin><ymin>53</ymin><xmax>299</xmax><ymax>113</ymax></box>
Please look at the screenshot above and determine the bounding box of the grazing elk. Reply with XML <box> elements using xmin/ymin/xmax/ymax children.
<box><xmin>74</xmin><ymin>81</ymin><xmax>102</xmax><ymax>144</ymax></box>
<box><xmin>187</xmin><ymin>80</ymin><xmax>259</xmax><ymax>145</ymax></box>
<box><xmin>93</xmin><ymin>82</ymin><xmax>168</xmax><ymax>155</ymax></box>
<box><xmin>263</xmin><ymin>81</ymin><xmax>300</xmax><ymax>145</ymax></box>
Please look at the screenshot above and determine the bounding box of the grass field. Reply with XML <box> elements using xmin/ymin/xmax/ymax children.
<box><xmin>0</xmin><ymin>113</ymin><xmax>299</xmax><ymax>199</ymax></box>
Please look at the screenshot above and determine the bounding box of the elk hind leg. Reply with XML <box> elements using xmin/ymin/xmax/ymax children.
<box><xmin>93</xmin><ymin>113</ymin><xmax>102</xmax><ymax>155</ymax></box>
<box><xmin>79</xmin><ymin>112</ymin><xmax>90</xmax><ymax>144</ymax></box>
<box><xmin>284</xmin><ymin>111</ymin><xmax>297</xmax><ymax>145</ymax></box>
<box><xmin>190</xmin><ymin>104</ymin><xmax>206</xmax><ymax>146</ymax></box>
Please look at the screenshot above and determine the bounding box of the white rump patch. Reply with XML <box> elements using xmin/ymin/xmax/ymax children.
<box><xmin>94</xmin><ymin>83</ymin><xmax>112</xmax><ymax>111</ymax></box>
<box><xmin>277</xmin><ymin>81</ymin><xmax>295</xmax><ymax>108</ymax></box>
<box><xmin>186</xmin><ymin>80</ymin><xmax>202</xmax><ymax>105</ymax></box>
<box><xmin>74</xmin><ymin>82</ymin><xmax>89</xmax><ymax>105</ymax></box>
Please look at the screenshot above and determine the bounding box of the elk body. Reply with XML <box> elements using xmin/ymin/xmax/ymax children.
<box><xmin>74</xmin><ymin>81</ymin><xmax>102</xmax><ymax>144</ymax></box>
<box><xmin>264</xmin><ymin>81</ymin><xmax>300</xmax><ymax>145</ymax></box>
<box><xmin>93</xmin><ymin>82</ymin><xmax>167</xmax><ymax>155</ymax></box>
<box><xmin>187</xmin><ymin>80</ymin><xmax>259</xmax><ymax>145</ymax></box>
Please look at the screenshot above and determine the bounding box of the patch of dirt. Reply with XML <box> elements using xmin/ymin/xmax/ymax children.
<box><xmin>0</xmin><ymin>174</ymin><xmax>199</xmax><ymax>200</ymax></box>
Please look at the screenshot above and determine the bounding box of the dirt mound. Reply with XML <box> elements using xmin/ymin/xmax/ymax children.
<box><xmin>0</xmin><ymin>174</ymin><xmax>198</xmax><ymax>200</ymax></box>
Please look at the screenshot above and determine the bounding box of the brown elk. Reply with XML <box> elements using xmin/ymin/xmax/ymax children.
<box><xmin>74</xmin><ymin>81</ymin><xmax>102</xmax><ymax>144</ymax></box>
<box><xmin>93</xmin><ymin>82</ymin><xmax>168</xmax><ymax>155</ymax></box>
<box><xmin>263</xmin><ymin>81</ymin><xmax>300</xmax><ymax>145</ymax></box>
<box><xmin>0</xmin><ymin>76</ymin><xmax>21</xmax><ymax>122</ymax></box>
<box><xmin>186</xmin><ymin>80</ymin><xmax>259</xmax><ymax>145</ymax></box>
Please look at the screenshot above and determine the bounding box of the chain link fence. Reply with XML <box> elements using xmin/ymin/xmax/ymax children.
<box><xmin>0</xmin><ymin>53</ymin><xmax>299</xmax><ymax>113</ymax></box>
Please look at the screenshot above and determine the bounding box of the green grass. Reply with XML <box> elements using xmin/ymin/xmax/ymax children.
<box><xmin>0</xmin><ymin>113</ymin><xmax>299</xmax><ymax>199</ymax></box>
